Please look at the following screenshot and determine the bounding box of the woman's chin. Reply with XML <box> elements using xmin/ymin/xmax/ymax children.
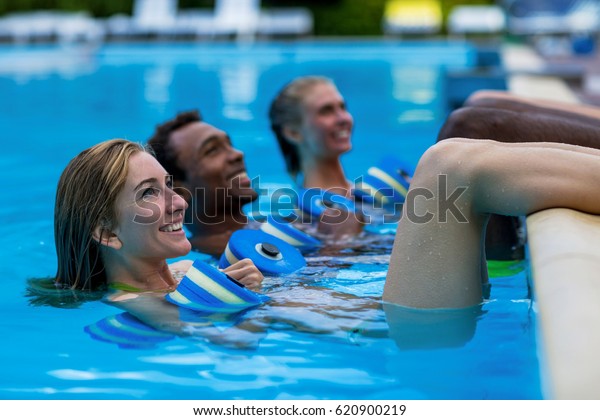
<box><xmin>169</xmin><ymin>240</ymin><xmax>192</xmax><ymax>259</ymax></box>
<box><xmin>336</xmin><ymin>143</ymin><xmax>352</xmax><ymax>156</ymax></box>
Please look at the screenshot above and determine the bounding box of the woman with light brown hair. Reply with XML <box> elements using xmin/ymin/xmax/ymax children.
<box><xmin>269</xmin><ymin>76</ymin><xmax>367</xmax><ymax>235</ymax></box>
<box><xmin>269</xmin><ymin>76</ymin><xmax>354</xmax><ymax>197</ymax></box>
<box><xmin>54</xmin><ymin>138</ymin><xmax>262</xmax><ymax>294</ymax></box>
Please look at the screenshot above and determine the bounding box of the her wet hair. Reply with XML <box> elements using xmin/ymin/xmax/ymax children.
<box><xmin>147</xmin><ymin>110</ymin><xmax>202</xmax><ymax>183</ymax></box>
<box><xmin>54</xmin><ymin>139</ymin><xmax>147</xmax><ymax>290</ymax></box>
<box><xmin>269</xmin><ymin>76</ymin><xmax>334</xmax><ymax>180</ymax></box>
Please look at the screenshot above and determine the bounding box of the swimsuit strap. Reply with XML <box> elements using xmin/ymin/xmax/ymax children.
<box><xmin>109</xmin><ymin>276</ymin><xmax>181</xmax><ymax>293</ymax></box>
<box><xmin>109</xmin><ymin>282</ymin><xmax>144</xmax><ymax>293</ymax></box>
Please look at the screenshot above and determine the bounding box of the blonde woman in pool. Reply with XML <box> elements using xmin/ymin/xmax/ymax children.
<box><xmin>269</xmin><ymin>76</ymin><xmax>365</xmax><ymax>235</ymax></box>
<box><xmin>384</xmin><ymin>138</ymin><xmax>600</xmax><ymax>309</ymax></box>
<box><xmin>270</xmin><ymin>76</ymin><xmax>354</xmax><ymax>196</ymax></box>
<box><xmin>54</xmin><ymin>139</ymin><xmax>263</xmax><ymax>333</ymax></box>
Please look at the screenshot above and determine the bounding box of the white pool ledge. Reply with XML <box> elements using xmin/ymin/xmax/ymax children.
<box><xmin>502</xmin><ymin>45</ymin><xmax>600</xmax><ymax>399</ymax></box>
<box><xmin>527</xmin><ymin>209</ymin><xmax>600</xmax><ymax>399</ymax></box>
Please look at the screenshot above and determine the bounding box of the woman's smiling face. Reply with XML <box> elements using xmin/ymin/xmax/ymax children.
<box><xmin>111</xmin><ymin>151</ymin><xmax>191</xmax><ymax>260</ymax></box>
<box><xmin>297</xmin><ymin>82</ymin><xmax>354</xmax><ymax>159</ymax></box>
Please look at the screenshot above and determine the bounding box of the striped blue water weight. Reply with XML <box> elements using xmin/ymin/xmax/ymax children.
<box><xmin>166</xmin><ymin>259</ymin><xmax>270</xmax><ymax>313</ymax></box>
<box><xmin>296</xmin><ymin>187</ymin><xmax>357</xmax><ymax>220</ymax></box>
<box><xmin>219</xmin><ymin>229</ymin><xmax>307</xmax><ymax>276</ymax></box>
<box><xmin>84</xmin><ymin>312</ymin><xmax>175</xmax><ymax>349</ymax></box>
<box><xmin>259</xmin><ymin>215</ymin><xmax>321</xmax><ymax>251</ymax></box>
<box><xmin>353</xmin><ymin>156</ymin><xmax>412</xmax><ymax>207</ymax></box>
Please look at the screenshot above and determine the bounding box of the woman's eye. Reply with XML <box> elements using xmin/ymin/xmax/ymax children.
<box><xmin>319</xmin><ymin>106</ymin><xmax>334</xmax><ymax>116</ymax></box>
<box><xmin>141</xmin><ymin>187</ymin><xmax>158</xmax><ymax>198</ymax></box>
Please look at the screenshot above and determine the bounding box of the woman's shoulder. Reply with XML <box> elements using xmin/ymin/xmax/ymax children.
<box><xmin>105</xmin><ymin>290</ymin><xmax>141</xmax><ymax>303</ymax></box>
<box><xmin>104</xmin><ymin>260</ymin><xmax>195</xmax><ymax>303</ymax></box>
<box><xmin>169</xmin><ymin>259</ymin><xmax>194</xmax><ymax>273</ymax></box>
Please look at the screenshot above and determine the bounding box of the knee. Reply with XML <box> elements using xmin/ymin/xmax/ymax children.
<box><xmin>464</xmin><ymin>90</ymin><xmax>489</xmax><ymax>107</ymax></box>
<box><xmin>438</xmin><ymin>107</ymin><xmax>482</xmax><ymax>141</ymax></box>
<box><xmin>438</xmin><ymin>106</ymin><xmax>513</xmax><ymax>141</ymax></box>
<box><xmin>415</xmin><ymin>139</ymin><xmax>472</xmax><ymax>181</ymax></box>
<box><xmin>464</xmin><ymin>90</ymin><xmax>507</xmax><ymax>107</ymax></box>
<box><xmin>415</xmin><ymin>139</ymin><xmax>493</xmax><ymax>186</ymax></box>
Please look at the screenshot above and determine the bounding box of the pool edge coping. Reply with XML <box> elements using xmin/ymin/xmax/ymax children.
<box><xmin>502</xmin><ymin>43</ymin><xmax>600</xmax><ymax>399</ymax></box>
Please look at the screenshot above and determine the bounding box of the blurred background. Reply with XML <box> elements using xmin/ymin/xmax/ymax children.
<box><xmin>2</xmin><ymin>0</ymin><xmax>597</xmax><ymax>103</ymax></box>
<box><xmin>0</xmin><ymin>0</ymin><xmax>500</xmax><ymax>37</ymax></box>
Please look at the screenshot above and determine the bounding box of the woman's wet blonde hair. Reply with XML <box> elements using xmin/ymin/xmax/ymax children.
<box><xmin>54</xmin><ymin>139</ymin><xmax>147</xmax><ymax>290</ymax></box>
<box><xmin>269</xmin><ymin>75</ymin><xmax>334</xmax><ymax>180</ymax></box>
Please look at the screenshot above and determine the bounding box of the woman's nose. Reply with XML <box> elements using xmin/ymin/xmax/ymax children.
<box><xmin>337</xmin><ymin>107</ymin><xmax>353</xmax><ymax>124</ymax></box>
<box><xmin>168</xmin><ymin>189</ymin><xmax>188</xmax><ymax>214</ymax></box>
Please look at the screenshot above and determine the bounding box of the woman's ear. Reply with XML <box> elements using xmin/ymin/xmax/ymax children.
<box><xmin>92</xmin><ymin>224</ymin><xmax>122</xmax><ymax>250</ymax></box>
<box><xmin>282</xmin><ymin>125</ymin><xmax>302</xmax><ymax>146</ymax></box>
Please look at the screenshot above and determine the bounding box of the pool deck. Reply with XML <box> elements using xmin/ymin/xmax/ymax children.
<box><xmin>501</xmin><ymin>44</ymin><xmax>600</xmax><ymax>399</ymax></box>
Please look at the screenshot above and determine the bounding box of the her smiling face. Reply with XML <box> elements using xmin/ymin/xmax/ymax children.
<box><xmin>110</xmin><ymin>151</ymin><xmax>191</xmax><ymax>261</ymax></box>
<box><xmin>296</xmin><ymin>82</ymin><xmax>354</xmax><ymax>160</ymax></box>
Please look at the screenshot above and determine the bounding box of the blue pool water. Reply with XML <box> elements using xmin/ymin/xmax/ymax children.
<box><xmin>0</xmin><ymin>41</ymin><xmax>541</xmax><ymax>399</ymax></box>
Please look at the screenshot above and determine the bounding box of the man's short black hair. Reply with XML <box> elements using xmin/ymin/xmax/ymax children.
<box><xmin>147</xmin><ymin>110</ymin><xmax>202</xmax><ymax>182</ymax></box>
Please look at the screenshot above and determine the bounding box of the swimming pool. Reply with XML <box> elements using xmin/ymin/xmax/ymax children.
<box><xmin>0</xmin><ymin>40</ymin><xmax>541</xmax><ymax>399</ymax></box>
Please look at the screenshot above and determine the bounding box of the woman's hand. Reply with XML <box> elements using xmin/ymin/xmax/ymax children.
<box><xmin>221</xmin><ymin>258</ymin><xmax>264</xmax><ymax>290</ymax></box>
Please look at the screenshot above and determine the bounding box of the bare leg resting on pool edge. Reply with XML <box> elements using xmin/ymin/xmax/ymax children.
<box><xmin>383</xmin><ymin>138</ymin><xmax>600</xmax><ymax>309</ymax></box>
<box><xmin>437</xmin><ymin>91</ymin><xmax>600</xmax><ymax>260</ymax></box>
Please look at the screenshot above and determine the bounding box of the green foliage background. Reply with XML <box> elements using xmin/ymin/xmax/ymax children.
<box><xmin>0</xmin><ymin>0</ymin><xmax>496</xmax><ymax>35</ymax></box>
